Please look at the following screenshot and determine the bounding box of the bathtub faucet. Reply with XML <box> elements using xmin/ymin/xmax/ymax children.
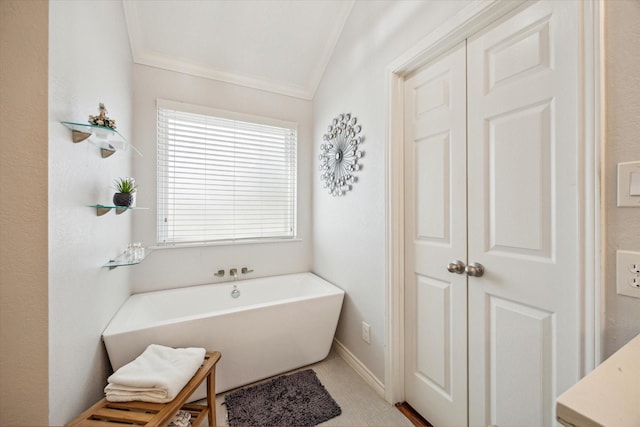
<box><xmin>230</xmin><ymin>268</ymin><xmax>238</xmax><ymax>281</ymax></box>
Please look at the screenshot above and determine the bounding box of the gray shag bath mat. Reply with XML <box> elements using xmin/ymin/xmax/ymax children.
<box><xmin>224</xmin><ymin>369</ymin><xmax>342</xmax><ymax>426</ymax></box>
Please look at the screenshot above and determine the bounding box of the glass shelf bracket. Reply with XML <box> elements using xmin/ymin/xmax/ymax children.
<box><xmin>61</xmin><ymin>121</ymin><xmax>142</xmax><ymax>158</ymax></box>
<box><xmin>89</xmin><ymin>205</ymin><xmax>148</xmax><ymax>216</ymax></box>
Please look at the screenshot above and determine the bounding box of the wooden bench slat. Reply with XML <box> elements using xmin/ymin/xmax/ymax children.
<box><xmin>92</xmin><ymin>407</ymin><xmax>154</xmax><ymax>424</ymax></box>
<box><xmin>181</xmin><ymin>403</ymin><xmax>207</xmax><ymax>411</ymax></box>
<box><xmin>104</xmin><ymin>401</ymin><xmax>163</xmax><ymax>412</ymax></box>
<box><xmin>81</xmin><ymin>419</ymin><xmax>140</xmax><ymax>427</ymax></box>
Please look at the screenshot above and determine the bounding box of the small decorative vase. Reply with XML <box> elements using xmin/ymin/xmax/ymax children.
<box><xmin>113</xmin><ymin>192</ymin><xmax>133</xmax><ymax>207</ymax></box>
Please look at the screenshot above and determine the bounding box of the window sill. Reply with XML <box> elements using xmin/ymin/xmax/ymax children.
<box><xmin>149</xmin><ymin>238</ymin><xmax>302</xmax><ymax>250</ymax></box>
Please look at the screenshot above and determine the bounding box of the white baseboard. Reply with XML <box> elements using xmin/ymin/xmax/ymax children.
<box><xmin>332</xmin><ymin>338</ymin><xmax>385</xmax><ymax>398</ymax></box>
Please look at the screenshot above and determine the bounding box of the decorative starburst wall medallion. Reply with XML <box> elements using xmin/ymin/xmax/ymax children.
<box><xmin>319</xmin><ymin>113</ymin><xmax>364</xmax><ymax>196</ymax></box>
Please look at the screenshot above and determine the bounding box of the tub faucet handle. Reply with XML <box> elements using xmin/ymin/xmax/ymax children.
<box><xmin>241</xmin><ymin>267</ymin><xmax>254</xmax><ymax>274</ymax></box>
<box><xmin>214</xmin><ymin>269</ymin><xmax>225</xmax><ymax>277</ymax></box>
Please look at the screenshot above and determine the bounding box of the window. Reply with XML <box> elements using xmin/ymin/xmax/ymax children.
<box><xmin>157</xmin><ymin>100</ymin><xmax>297</xmax><ymax>245</ymax></box>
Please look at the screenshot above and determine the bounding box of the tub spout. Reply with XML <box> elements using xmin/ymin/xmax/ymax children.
<box><xmin>230</xmin><ymin>268</ymin><xmax>238</xmax><ymax>281</ymax></box>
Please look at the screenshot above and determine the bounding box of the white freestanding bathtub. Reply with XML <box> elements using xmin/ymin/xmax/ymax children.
<box><xmin>102</xmin><ymin>272</ymin><xmax>344</xmax><ymax>398</ymax></box>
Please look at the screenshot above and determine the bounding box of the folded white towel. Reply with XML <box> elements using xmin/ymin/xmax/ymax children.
<box><xmin>105</xmin><ymin>344</ymin><xmax>205</xmax><ymax>403</ymax></box>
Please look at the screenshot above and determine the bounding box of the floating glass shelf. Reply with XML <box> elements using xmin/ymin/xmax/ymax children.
<box><xmin>89</xmin><ymin>205</ymin><xmax>148</xmax><ymax>216</ymax></box>
<box><xmin>103</xmin><ymin>248</ymin><xmax>152</xmax><ymax>270</ymax></box>
<box><xmin>61</xmin><ymin>121</ymin><xmax>142</xmax><ymax>158</ymax></box>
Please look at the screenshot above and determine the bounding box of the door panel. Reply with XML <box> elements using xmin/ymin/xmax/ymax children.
<box><xmin>487</xmin><ymin>100</ymin><xmax>553</xmax><ymax>259</ymax></box>
<box><xmin>404</xmin><ymin>41</ymin><xmax>467</xmax><ymax>427</ymax></box>
<box><xmin>467</xmin><ymin>2</ymin><xmax>579</xmax><ymax>426</ymax></box>
<box><xmin>489</xmin><ymin>296</ymin><xmax>554</xmax><ymax>427</ymax></box>
<box><xmin>415</xmin><ymin>131</ymin><xmax>451</xmax><ymax>242</ymax></box>
<box><xmin>485</xmin><ymin>16</ymin><xmax>552</xmax><ymax>92</ymax></box>
<box><xmin>415</xmin><ymin>275</ymin><xmax>451</xmax><ymax>394</ymax></box>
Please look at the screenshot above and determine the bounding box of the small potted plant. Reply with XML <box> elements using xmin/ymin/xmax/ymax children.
<box><xmin>113</xmin><ymin>177</ymin><xmax>137</xmax><ymax>207</ymax></box>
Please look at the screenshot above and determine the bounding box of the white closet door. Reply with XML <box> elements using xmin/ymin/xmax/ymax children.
<box><xmin>466</xmin><ymin>1</ymin><xmax>580</xmax><ymax>426</ymax></box>
<box><xmin>404</xmin><ymin>41</ymin><xmax>467</xmax><ymax>427</ymax></box>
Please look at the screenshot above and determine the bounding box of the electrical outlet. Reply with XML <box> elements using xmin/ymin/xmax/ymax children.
<box><xmin>362</xmin><ymin>321</ymin><xmax>371</xmax><ymax>344</ymax></box>
<box><xmin>617</xmin><ymin>250</ymin><xmax>640</xmax><ymax>298</ymax></box>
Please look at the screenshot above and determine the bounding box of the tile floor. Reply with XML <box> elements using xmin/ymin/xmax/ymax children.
<box><xmin>208</xmin><ymin>349</ymin><xmax>413</xmax><ymax>427</ymax></box>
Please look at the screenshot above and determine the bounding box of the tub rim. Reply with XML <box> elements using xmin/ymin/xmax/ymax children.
<box><xmin>102</xmin><ymin>272</ymin><xmax>344</xmax><ymax>337</ymax></box>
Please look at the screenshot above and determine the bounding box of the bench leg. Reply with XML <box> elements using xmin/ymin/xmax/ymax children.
<box><xmin>206</xmin><ymin>370</ymin><xmax>217</xmax><ymax>427</ymax></box>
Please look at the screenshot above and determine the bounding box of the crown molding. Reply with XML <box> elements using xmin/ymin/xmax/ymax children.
<box><xmin>137</xmin><ymin>49</ymin><xmax>314</xmax><ymax>99</ymax></box>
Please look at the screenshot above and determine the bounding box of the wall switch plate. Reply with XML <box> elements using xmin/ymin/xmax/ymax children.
<box><xmin>616</xmin><ymin>250</ymin><xmax>640</xmax><ymax>298</ymax></box>
<box><xmin>617</xmin><ymin>161</ymin><xmax>640</xmax><ymax>207</ymax></box>
<box><xmin>361</xmin><ymin>321</ymin><xmax>371</xmax><ymax>344</ymax></box>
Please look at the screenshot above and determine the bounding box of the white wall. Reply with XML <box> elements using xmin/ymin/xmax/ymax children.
<box><xmin>48</xmin><ymin>1</ymin><xmax>133</xmax><ymax>424</ymax></box>
<box><xmin>0</xmin><ymin>1</ymin><xmax>49</xmax><ymax>424</ymax></box>
<box><xmin>131</xmin><ymin>65</ymin><xmax>313</xmax><ymax>293</ymax></box>
<box><xmin>313</xmin><ymin>0</ymin><xmax>471</xmax><ymax>383</ymax></box>
<box><xmin>603</xmin><ymin>0</ymin><xmax>640</xmax><ymax>358</ymax></box>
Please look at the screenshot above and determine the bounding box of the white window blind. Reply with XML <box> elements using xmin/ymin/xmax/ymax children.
<box><xmin>157</xmin><ymin>100</ymin><xmax>297</xmax><ymax>245</ymax></box>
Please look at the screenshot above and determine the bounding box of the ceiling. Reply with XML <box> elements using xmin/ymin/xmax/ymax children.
<box><xmin>123</xmin><ymin>0</ymin><xmax>354</xmax><ymax>100</ymax></box>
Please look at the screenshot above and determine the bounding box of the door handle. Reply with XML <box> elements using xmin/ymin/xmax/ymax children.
<box><xmin>465</xmin><ymin>262</ymin><xmax>484</xmax><ymax>277</ymax></box>
<box><xmin>447</xmin><ymin>260</ymin><xmax>466</xmax><ymax>274</ymax></box>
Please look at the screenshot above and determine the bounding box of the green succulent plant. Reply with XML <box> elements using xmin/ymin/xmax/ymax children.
<box><xmin>113</xmin><ymin>177</ymin><xmax>137</xmax><ymax>194</ymax></box>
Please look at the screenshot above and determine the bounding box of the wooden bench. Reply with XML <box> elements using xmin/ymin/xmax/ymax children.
<box><xmin>67</xmin><ymin>351</ymin><xmax>221</xmax><ymax>427</ymax></box>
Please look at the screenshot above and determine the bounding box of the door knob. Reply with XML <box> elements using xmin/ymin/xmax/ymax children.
<box><xmin>447</xmin><ymin>260</ymin><xmax>466</xmax><ymax>274</ymax></box>
<box><xmin>465</xmin><ymin>262</ymin><xmax>484</xmax><ymax>277</ymax></box>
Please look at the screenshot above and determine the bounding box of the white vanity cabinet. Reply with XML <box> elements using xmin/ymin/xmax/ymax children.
<box><xmin>556</xmin><ymin>334</ymin><xmax>640</xmax><ymax>427</ymax></box>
